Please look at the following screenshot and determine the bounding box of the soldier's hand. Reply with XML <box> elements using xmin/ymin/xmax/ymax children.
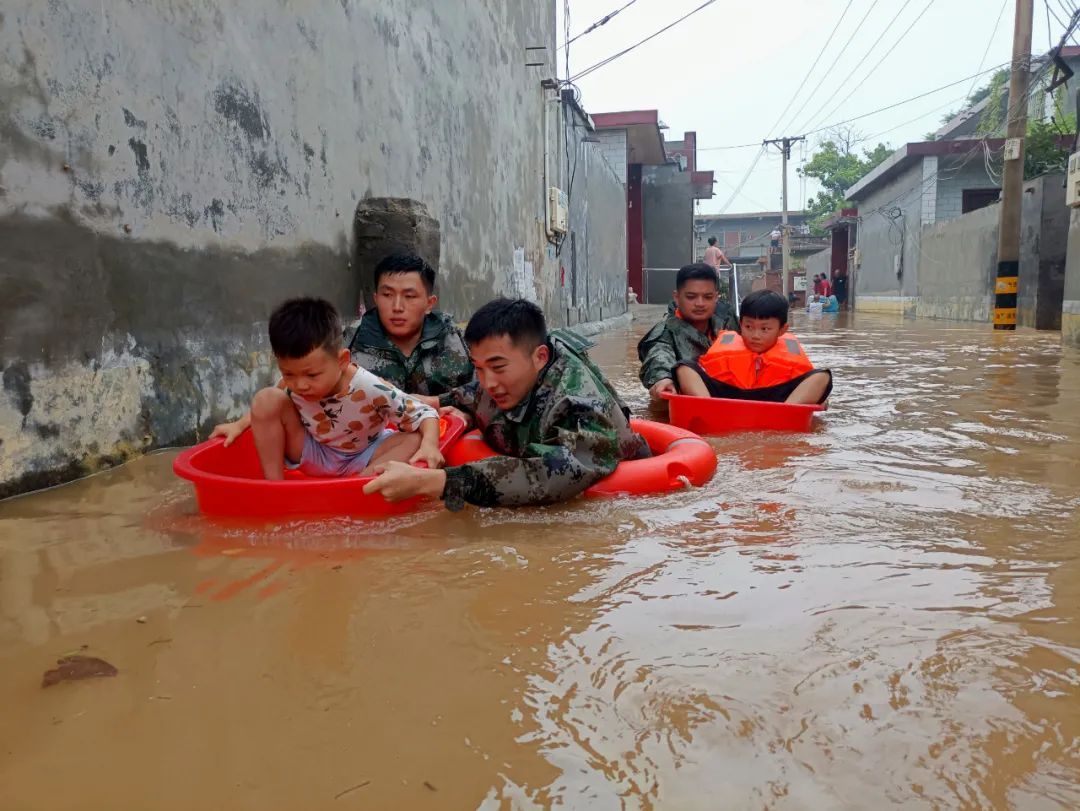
<box><xmin>414</xmin><ymin>395</ymin><xmax>441</xmax><ymax>409</ymax></box>
<box><xmin>649</xmin><ymin>378</ymin><xmax>677</xmax><ymax>399</ymax></box>
<box><xmin>439</xmin><ymin>406</ymin><xmax>472</xmax><ymax>428</ymax></box>
<box><xmin>362</xmin><ymin>461</ymin><xmax>446</xmax><ymax>502</ymax></box>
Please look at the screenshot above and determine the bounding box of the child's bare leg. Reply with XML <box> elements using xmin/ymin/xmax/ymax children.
<box><xmin>250</xmin><ymin>387</ymin><xmax>306</xmax><ymax>480</ymax></box>
<box><xmin>359</xmin><ymin>432</ymin><xmax>422</xmax><ymax>475</ymax></box>
<box><xmin>675</xmin><ymin>364</ymin><xmax>710</xmax><ymax>397</ymax></box>
<box><xmin>785</xmin><ymin>371</ymin><xmax>831</xmax><ymax>405</ymax></box>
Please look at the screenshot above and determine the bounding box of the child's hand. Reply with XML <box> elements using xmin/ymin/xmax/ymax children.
<box><xmin>649</xmin><ymin>378</ymin><xmax>676</xmax><ymax>399</ymax></box>
<box><xmin>210</xmin><ymin>419</ymin><xmax>248</xmax><ymax>447</ymax></box>
<box><xmin>409</xmin><ymin>442</ymin><xmax>445</xmax><ymax>469</ymax></box>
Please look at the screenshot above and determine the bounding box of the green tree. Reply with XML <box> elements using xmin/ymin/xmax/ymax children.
<box><xmin>1024</xmin><ymin>113</ymin><xmax>1075</xmax><ymax>178</ymax></box>
<box><xmin>798</xmin><ymin>129</ymin><xmax>892</xmax><ymax>233</ymax></box>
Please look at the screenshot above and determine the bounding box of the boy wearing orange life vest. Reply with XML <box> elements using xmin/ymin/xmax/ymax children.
<box><xmin>675</xmin><ymin>289</ymin><xmax>832</xmax><ymax>405</ymax></box>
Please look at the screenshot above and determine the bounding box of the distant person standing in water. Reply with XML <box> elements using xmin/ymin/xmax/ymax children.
<box><xmin>703</xmin><ymin>236</ymin><xmax>729</xmax><ymax>270</ymax></box>
<box><xmin>832</xmin><ymin>269</ymin><xmax>849</xmax><ymax>310</ymax></box>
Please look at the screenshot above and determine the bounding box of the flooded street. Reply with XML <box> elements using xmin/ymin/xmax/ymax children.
<box><xmin>2</xmin><ymin>309</ymin><xmax>1080</xmax><ymax>810</ymax></box>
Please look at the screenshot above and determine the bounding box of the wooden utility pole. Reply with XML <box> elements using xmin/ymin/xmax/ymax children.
<box><xmin>765</xmin><ymin>136</ymin><xmax>805</xmax><ymax>297</ymax></box>
<box><xmin>994</xmin><ymin>0</ymin><xmax>1034</xmax><ymax>330</ymax></box>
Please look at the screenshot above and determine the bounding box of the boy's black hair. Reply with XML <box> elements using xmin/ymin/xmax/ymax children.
<box><xmin>374</xmin><ymin>252</ymin><xmax>437</xmax><ymax>294</ymax></box>
<box><xmin>707</xmin><ymin>236</ymin><xmax>718</xmax><ymax>246</ymax></box>
<box><xmin>268</xmin><ymin>297</ymin><xmax>342</xmax><ymax>358</ymax></box>
<box><xmin>675</xmin><ymin>262</ymin><xmax>720</xmax><ymax>291</ymax></box>
<box><xmin>464</xmin><ymin>298</ymin><xmax>547</xmax><ymax>351</ymax></box>
<box><xmin>739</xmin><ymin>289</ymin><xmax>789</xmax><ymax>325</ymax></box>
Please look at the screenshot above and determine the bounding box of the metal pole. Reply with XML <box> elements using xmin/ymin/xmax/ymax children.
<box><xmin>781</xmin><ymin>139</ymin><xmax>790</xmax><ymax>298</ymax></box>
<box><xmin>994</xmin><ymin>0</ymin><xmax>1034</xmax><ymax>331</ymax></box>
<box><xmin>733</xmin><ymin>263</ymin><xmax>741</xmax><ymax>318</ymax></box>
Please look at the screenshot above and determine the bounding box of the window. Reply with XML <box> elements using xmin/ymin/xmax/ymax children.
<box><xmin>962</xmin><ymin>188</ymin><xmax>1000</xmax><ymax>214</ymax></box>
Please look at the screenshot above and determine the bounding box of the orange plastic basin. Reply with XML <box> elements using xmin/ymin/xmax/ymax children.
<box><xmin>662</xmin><ymin>392</ymin><xmax>823</xmax><ymax>434</ymax></box>
<box><xmin>173</xmin><ymin>414</ymin><xmax>467</xmax><ymax>518</ymax></box>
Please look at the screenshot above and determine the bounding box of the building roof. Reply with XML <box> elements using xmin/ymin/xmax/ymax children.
<box><xmin>845</xmin><ymin>135</ymin><xmax>1074</xmax><ymax>200</ymax></box>
<box><xmin>592</xmin><ymin>109</ymin><xmax>667</xmax><ymax>165</ymax></box>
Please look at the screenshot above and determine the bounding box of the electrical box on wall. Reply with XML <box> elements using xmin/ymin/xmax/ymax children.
<box><xmin>547</xmin><ymin>187</ymin><xmax>568</xmax><ymax>237</ymax></box>
<box><xmin>1067</xmin><ymin>152</ymin><xmax>1080</xmax><ymax>207</ymax></box>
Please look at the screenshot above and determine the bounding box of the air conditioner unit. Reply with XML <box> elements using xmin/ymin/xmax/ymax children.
<box><xmin>1067</xmin><ymin>152</ymin><xmax>1080</xmax><ymax>208</ymax></box>
<box><xmin>548</xmin><ymin>187</ymin><xmax>568</xmax><ymax>237</ymax></box>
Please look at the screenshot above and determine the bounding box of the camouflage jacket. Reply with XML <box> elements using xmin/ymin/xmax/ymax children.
<box><xmin>637</xmin><ymin>301</ymin><xmax>737</xmax><ymax>389</ymax></box>
<box><xmin>441</xmin><ymin>330</ymin><xmax>649</xmax><ymax>511</ymax></box>
<box><xmin>349</xmin><ymin>310</ymin><xmax>473</xmax><ymax>403</ymax></box>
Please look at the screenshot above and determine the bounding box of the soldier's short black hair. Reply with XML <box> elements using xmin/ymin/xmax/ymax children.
<box><xmin>739</xmin><ymin>289</ymin><xmax>789</xmax><ymax>325</ymax></box>
<box><xmin>707</xmin><ymin>236</ymin><xmax>718</xmax><ymax>246</ymax></box>
<box><xmin>374</xmin><ymin>253</ymin><xmax>437</xmax><ymax>294</ymax></box>
<box><xmin>268</xmin><ymin>297</ymin><xmax>342</xmax><ymax>358</ymax></box>
<box><xmin>464</xmin><ymin>298</ymin><xmax>547</xmax><ymax>351</ymax></box>
<box><xmin>676</xmin><ymin>263</ymin><xmax>720</xmax><ymax>291</ymax></box>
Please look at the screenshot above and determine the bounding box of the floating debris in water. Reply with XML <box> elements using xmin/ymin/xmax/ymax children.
<box><xmin>41</xmin><ymin>655</ymin><xmax>118</xmax><ymax>688</ymax></box>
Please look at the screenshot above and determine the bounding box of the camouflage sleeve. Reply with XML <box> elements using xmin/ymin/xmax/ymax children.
<box><xmin>439</xmin><ymin>379</ymin><xmax>482</xmax><ymax>413</ymax></box>
<box><xmin>440</xmin><ymin>398</ymin><xmax>621</xmax><ymax>510</ymax></box>
<box><xmin>437</xmin><ymin>328</ymin><xmax>476</xmax><ymax>407</ymax></box>
<box><xmin>637</xmin><ymin>323</ymin><xmax>678</xmax><ymax>389</ymax></box>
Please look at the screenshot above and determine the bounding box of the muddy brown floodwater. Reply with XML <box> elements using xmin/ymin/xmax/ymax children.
<box><xmin>2</xmin><ymin>309</ymin><xmax>1080</xmax><ymax>810</ymax></box>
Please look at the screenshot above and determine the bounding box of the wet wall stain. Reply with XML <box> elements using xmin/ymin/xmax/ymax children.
<box><xmin>122</xmin><ymin>108</ymin><xmax>146</xmax><ymax>129</ymax></box>
<box><xmin>127</xmin><ymin>138</ymin><xmax>149</xmax><ymax>173</ymax></box>
<box><xmin>213</xmin><ymin>81</ymin><xmax>268</xmax><ymax>141</ymax></box>
<box><xmin>0</xmin><ymin>211</ymin><xmax>355</xmax><ymax>497</ymax></box>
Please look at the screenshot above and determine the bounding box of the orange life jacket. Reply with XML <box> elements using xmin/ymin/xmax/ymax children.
<box><xmin>698</xmin><ymin>331</ymin><xmax>814</xmax><ymax>389</ymax></box>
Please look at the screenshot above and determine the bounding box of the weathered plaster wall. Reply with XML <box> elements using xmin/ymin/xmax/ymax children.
<box><xmin>0</xmin><ymin>0</ymin><xmax>557</xmax><ymax>496</ymax></box>
<box><xmin>561</xmin><ymin>104</ymin><xmax>628</xmax><ymax>326</ymax></box>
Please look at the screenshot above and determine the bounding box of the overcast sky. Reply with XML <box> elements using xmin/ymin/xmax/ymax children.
<box><xmin>563</xmin><ymin>0</ymin><xmax>1076</xmax><ymax>215</ymax></box>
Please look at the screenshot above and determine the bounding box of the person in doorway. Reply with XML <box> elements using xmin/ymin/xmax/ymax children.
<box><xmin>819</xmin><ymin>272</ymin><xmax>833</xmax><ymax>298</ymax></box>
<box><xmin>363</xmin><ymin>298</ymin><xmax>649</xmax><ymax>510</ymax></box>
<box><xmin>832</xmin><ymin>269</ymin><xmax>849</xmax><ymax>310</ymax></box>
<box><xmin>210</xmin><ymin>298</ymin><xmax>443</xmax><ymax>478</ymax></box>
<box><xmin>812</xmin><ymin>274</ymin><xmax>823</xmax><ymax>296</ymax></box>
<box><xmin>349</xmin><ymin>253</ymin><xmax>474</xmax><ymax>404</ymax></box>
<box><xmin>637</xmin><ymin>263</ymin><xmax>737</xmax><ymax>399</ymax></box>
<box><xmin>703</xmin><ymin>236</ymin><xmax>729</xmax><ymax>270</ymax></box>
<box><xmin>675</xmin><ymin>290</ymin><xmax>832</xmax><ymax>406</ymax></box>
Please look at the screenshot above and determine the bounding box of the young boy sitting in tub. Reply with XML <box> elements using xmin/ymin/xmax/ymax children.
<box><xmin>676</xmin><ymin>289</ymin><xmax>832</xmax><ymax>406</ymax></box>
<box><xmin>211</xmin><ymin>298</ymin><xmax>443</xmax><ymax>479</ymax></box>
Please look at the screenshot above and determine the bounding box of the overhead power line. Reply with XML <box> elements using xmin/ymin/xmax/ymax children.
<box><xmin>764</xmin><ymin>0</ymin><xmax>855</xmax><ymax>138</ymax></box>
<box><xmin>781</xmin><ymin>0</ymin><xmax>884</xmax><ymax>135</ymax></box>
<box><xmin>717</xmin><ymin>146</ymin><xmax>767</xmax><ymax>214</ymax></box>
<box><xmin>561</xmin><ymin>0</ymin><xmax>642</xmax><ymax>49</ymax></box>
<box><xmin>803</xmin><ymin>0</ymin><xmax>939</xmax><ymax>134</ymax></box>
<box><xmin>570</xmin><ymin>0</ymin><xmax>719</xmax><ymax>82</ymax></box>
<box><xmin>802</xmin><ymin>61</ymin><xmax>1011</xmax><ymax>137</ymax></box>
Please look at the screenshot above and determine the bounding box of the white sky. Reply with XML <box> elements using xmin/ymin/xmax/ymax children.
<box><xmin>563</xmin><ymin>0</ymin><xmax>1077</xmax><ymax>215</ymax></box>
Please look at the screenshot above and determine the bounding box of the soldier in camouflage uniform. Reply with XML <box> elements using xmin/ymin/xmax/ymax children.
<box><xmin>348</xmin><ymin>253</ymin><xmax>474</xmax><ymax>403</ymax></box>
<box><xmin>364</xmin><ymin>298</ymin><xmax>649</xmax><ymax>510</ymax></box>
<box><xmin>638</xmin><ymin>263</ymin><xmax>737</xmax><ymax>399</ymax></box>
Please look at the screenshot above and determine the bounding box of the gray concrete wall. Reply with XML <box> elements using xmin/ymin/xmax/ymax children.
<box><xmin>851</xmin><ymin>162</ymin><xmax>924</xmax><ymax>308</ymax></box>
<box><xmin>915</xmin><ymin>203</ymin><xmax>999</xmax><ymax>322</ymax></box>
<box><xmin>804</xmin><ymin>247</ymin><xmax>830</xmax><ymax>282</ymax></box>
<box><xmin>0</xmin><ymin>0</ymin><xmax>558</xmax><ymax>497</ymax></box>
<box><xmin>914</xmin><ymin>175</ymin><xmax>1056</xmax><ymax>326</ymax></box>
<box><xmin>1023</xmin><ymin>174</ymin><xmax>1067</xmax><ymax>330</ymax></box>
<box><xmin>562</xmin><ymin>105</ymin><xmax>628</xmax><ymax>326</ymax></box>
<box><xmin>1064</xmin><ymin>207</ymin><xmax>1080</xmax><ymax>347</ymax></box>
<box><xmin>642</xmin><ymin>163</ymin><xmax>692</xmax><ymax>269</ymax></box>
<box><xmin>594</xmin><ymin>130</ymin><xmax>627</xmax><ymax>184</ymax></box>
<box><xmin>935</xmin><ymin>153</ymin><xmax>1000</xmax><ymax>222</ymax></box>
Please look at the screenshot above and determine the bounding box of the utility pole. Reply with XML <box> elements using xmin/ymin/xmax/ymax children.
<box><xmin>994</xmin><ymin>0</ymin><xmax>1034</xmax><ymax>331</ymax></box>
<box><xmin>765</xmin><ymin>136</ymin><xmax>805</xmax><ymax>298</ymax></box>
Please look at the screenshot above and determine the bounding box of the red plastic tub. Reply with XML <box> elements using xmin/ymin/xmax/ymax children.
<box><xmin>173</xmin><ymin>414</ymin><xmax>467</xmax><ymax>518</ymax></box>
<box><xmin>661</xmin><ymin>392</ymin><xmax>823</xmax><ymax>435</ymax></box>
<box><xmin>443</xmin><ymin>418</ymin><xmax>717</xmax><ymax>496</ymax></box>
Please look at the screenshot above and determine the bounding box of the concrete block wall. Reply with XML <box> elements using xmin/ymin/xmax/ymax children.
<box><xmin>1064</xmin><ymin>207</ymin><xmax>1080</xmax><ymax>347</ymax></box>
<box><xmin>0</xmin><ymin>0</ymin><xmax>561</xmax><ymax>497</ymax></box>
<box><xmin>594</xmin><ymin>131</ymin><xmax>628</xmax><ymax>185</ymax></box>
<box><xmin>935</xmin><ymin>153</ymin><xmax>1000</xmax><ymax>223</ymax></box>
